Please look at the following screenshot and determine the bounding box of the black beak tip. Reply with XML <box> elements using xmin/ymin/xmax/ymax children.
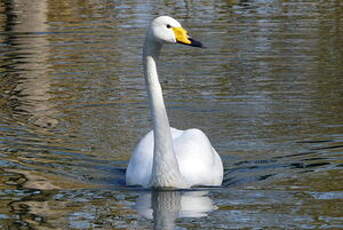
<box><xmin>189</xmin><ymin>38</ymin><xmax>206</xmax><ymax>49</ymax></box>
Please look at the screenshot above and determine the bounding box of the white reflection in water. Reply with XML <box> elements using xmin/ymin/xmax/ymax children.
<box><xmin>134</xmin><ymin>190</ymin><xmax>216</xmax><ymax>230</ymax></box>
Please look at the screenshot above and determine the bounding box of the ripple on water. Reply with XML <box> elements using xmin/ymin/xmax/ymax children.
<box><xmin>0</xmin><ymin>0</ymin><xmax>342</xmax><ymax>229</ymax></box>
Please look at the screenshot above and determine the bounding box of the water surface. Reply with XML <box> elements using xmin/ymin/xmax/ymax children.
<box><xmin>0</xmin><ymin>0</ymin><xmax>342</xmax><ymax>229</ymax></box>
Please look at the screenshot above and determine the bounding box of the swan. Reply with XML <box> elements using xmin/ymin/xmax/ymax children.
<box><xmin>126</xmin><ymin>16</ymin><xmax>223</xmax><ymax>189</ymax></box>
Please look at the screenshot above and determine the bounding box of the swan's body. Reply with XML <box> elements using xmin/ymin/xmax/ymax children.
<box><xmin>126</xmin><ymin>16</ymin><xmax>223</xmax><ymax>189</ymax></box>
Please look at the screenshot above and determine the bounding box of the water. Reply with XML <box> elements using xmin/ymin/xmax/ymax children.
<box><xmin>0</xmin><ymin>0</ymin><xmax>342</xmax><ymax>229</ymax></box>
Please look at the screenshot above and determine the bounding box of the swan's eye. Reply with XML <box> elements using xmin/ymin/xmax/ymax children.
<box><xmin>166</xmin><ymin>24</ymin><xmax>172</xmax><ymax>29</ymax></box>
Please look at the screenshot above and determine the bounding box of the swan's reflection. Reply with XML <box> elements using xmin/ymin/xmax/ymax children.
<box><xmin>133</xmin><ymin>190</ymin><xmax>216</xmax><ymax>230</ymax></box>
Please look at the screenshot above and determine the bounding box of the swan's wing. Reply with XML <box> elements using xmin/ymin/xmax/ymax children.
<box><xmin>126</xmin><ymin>130</ymin><xmax>154</xmax><ymax>187</ymax></box>
<box><xmin>172</xmin><ymin>128</ymin><xmax>223</xmax><ymax>186</ymax></box>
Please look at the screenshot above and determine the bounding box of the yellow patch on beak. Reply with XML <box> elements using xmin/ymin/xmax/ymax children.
<box><xmin>172</xmin><ymin>27</ymin><xmax>191</xmax><ymax>45</ymax></box>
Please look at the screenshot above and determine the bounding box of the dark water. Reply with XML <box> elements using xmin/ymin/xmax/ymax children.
<box><xmin>0</xmin><ymin>0</ymin><xmax>342</xmax><ymax>229</ymax></box>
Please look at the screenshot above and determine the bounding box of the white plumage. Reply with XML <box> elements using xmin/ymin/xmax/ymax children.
<box><xmin>126</xmin><ymin>16</ymin><xmax>223</xmax><ymax>189</ymax></box>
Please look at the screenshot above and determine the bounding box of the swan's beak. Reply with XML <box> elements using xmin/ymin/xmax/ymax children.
<box><xmin>173</xmin><ymin>27</ymin><xmax>204</xmax><ymax>48</ymax></box>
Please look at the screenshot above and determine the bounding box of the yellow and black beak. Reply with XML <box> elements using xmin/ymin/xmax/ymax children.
<box><xmin>172</xmin><ymin>27</ymin><xmax>204</xmax><ymax>48</ymax></box>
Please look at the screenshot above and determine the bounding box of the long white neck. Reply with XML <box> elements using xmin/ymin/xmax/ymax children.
<box><xmin>143</xmin><ymin>37</ymin><xmax>187</xmax><ymax>188</ymax></box>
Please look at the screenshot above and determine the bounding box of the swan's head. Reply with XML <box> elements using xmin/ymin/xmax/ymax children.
<box><xmin>148</xmin><ymin>16</ymin><xmax>204</xmax><ymax>48</ymax></box>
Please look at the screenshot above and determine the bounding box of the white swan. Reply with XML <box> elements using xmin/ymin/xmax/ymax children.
<box><xmin>126</xmin><ymin>16</ymin><xmax>223</xmax><ymax>189</ymax></box>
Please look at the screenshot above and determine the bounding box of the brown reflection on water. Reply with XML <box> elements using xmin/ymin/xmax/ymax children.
<box><xmin>1</xmin><ymin>168</ymin><xmax>136</xmax><ymax>230</ymax></box>
<box><xmin>0</xmin><ymin>0</ymin><xmax>57</xmax><ymax>129</ymax></box>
